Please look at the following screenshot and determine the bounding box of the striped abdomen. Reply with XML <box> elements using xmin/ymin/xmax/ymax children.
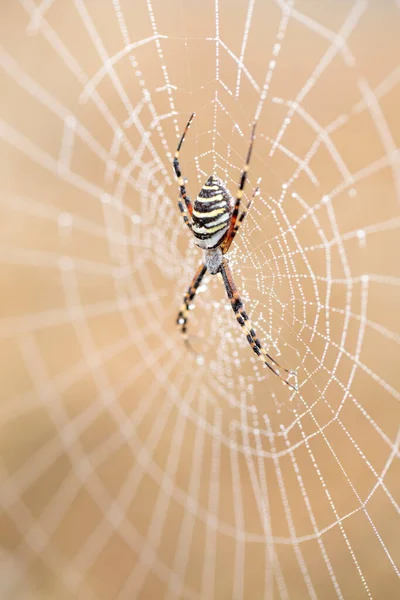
<box><xmin>192</xmin><ymin>176</ymin><xmax>232</xmax><ymax>249</ymax></box>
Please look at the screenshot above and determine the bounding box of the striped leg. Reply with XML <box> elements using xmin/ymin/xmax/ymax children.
<box><xmin>222</xmin><ymin>121</ymin><xmax>257</xmax><ymax>254</ymax></box>
<box><xmin>177</xmin><ymin>262</ymin><xmax>207</xmax><ymax>349</ymax></box>
<box><xmin>225</xmin><ymin>183</ymin><xmax>259</xmax><ymax>250</ymax></box>
<box><xmin>219</xmin><ymin>259</ymin><xmax>297</xmax><ymax>390</ymax></box>
<box><xmin>173</xmin><ymin>113</ymin><xmax>196</xmax><ymax>231</ymax></box>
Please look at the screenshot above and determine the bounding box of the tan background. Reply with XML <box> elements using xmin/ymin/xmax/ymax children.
<box><xmin>0</xmin><ymin>1</ymin><xmax>399</xmax><ymax>599</ymax></box>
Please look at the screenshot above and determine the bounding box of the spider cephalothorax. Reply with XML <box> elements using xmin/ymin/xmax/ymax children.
<box><xmin>173</xmin><ymin>114</ymin><xmax>296</xmax><ymax>390</ymax></box>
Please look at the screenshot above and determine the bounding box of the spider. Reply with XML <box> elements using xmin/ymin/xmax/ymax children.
<box><xmin>173</xmin><ymin>113</ymin><xmax>297</xmax><ymax>391</ymax></box>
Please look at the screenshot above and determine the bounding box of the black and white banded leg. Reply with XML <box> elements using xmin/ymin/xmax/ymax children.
<box><xmin>227</xmin><ymin>182</ymin><xmax>260</xmax><ymax>249</ymax></box>
<box><xmin>177</xmin><ymin>263</ymin><xmax>207</xmax><ymax>350</ymax></box>
<box><xmin>223</xmin><ymin>121</ymin><xmax>257</xmax><ymax>253</ymax></box>
<box><xmin>219</xmin><ymin>259</ymin><xmax>297</xmax><ymax>390</ymax></box>
<box><xmin>173</xmin><ymin>113</ymin><xmax>196</xmax><ymax>231</ymax></box>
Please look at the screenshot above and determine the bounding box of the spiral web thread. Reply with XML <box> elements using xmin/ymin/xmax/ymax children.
<box><xmin>0</xmin><ymin>0</ymin><xmax>399</xmax><ymax>599</ymax></box>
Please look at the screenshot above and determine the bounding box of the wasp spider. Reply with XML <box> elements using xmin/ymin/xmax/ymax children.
<box><xmin>174</xmin><ymin>114</ymin><xmax>296</xmax><ymax>390</ymax></box>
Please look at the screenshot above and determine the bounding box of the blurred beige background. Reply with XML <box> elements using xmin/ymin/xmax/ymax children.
<box><xmin>0</xmin><ymin>0</ymin><xmax>399</xmax><ymax>599</ymax></box>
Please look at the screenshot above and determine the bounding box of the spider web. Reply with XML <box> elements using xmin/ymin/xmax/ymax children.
<box><xmin>0</xmin><ymin>0</ymin><xmax>399</xmax><ymax>598</ymax></box>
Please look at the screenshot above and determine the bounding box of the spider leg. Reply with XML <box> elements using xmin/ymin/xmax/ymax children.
<box><xmin>173</xmin><ymin>113</ymin><xmax>195</xmax><ymax>231</ymax></box>
<box><xmin>226</xmin><ymin>182</ymin><xmax>260</xmax><ymax>249</ymax></box>
<box><xmin>177</xmin><ymin>262</ymin><xmax>207</xmax><ymax>351</ymax></box>
<box><xmin>222</xmin><ymin>121</ymin><xmax>257</xmax><ymax>254</ymax></box>
<box><xmin>219</xmin><ymin>259</ymin><xmax>297</xmax><ymax>390</ymax></box>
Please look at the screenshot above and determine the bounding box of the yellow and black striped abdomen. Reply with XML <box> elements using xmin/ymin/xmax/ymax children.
<box><xmin>192</xmin><ymin>176</ymin><xmax>232</xmax><ymax>249</ymax></box>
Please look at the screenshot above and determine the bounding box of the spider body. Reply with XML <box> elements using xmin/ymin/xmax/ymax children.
<box><xmin>204</xmin><ymin>246</ymin><xmax>223</xmax><ymax>275</ymax></box>
<box><xmin>192</xmin><ymin>175</ymin><xmax>232</xmax><ymax>250</ymax></box>
<box><xmin>173</xmin><ymin>114</ymin><xmax>296</xmax><ymax>390</ymax></box>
